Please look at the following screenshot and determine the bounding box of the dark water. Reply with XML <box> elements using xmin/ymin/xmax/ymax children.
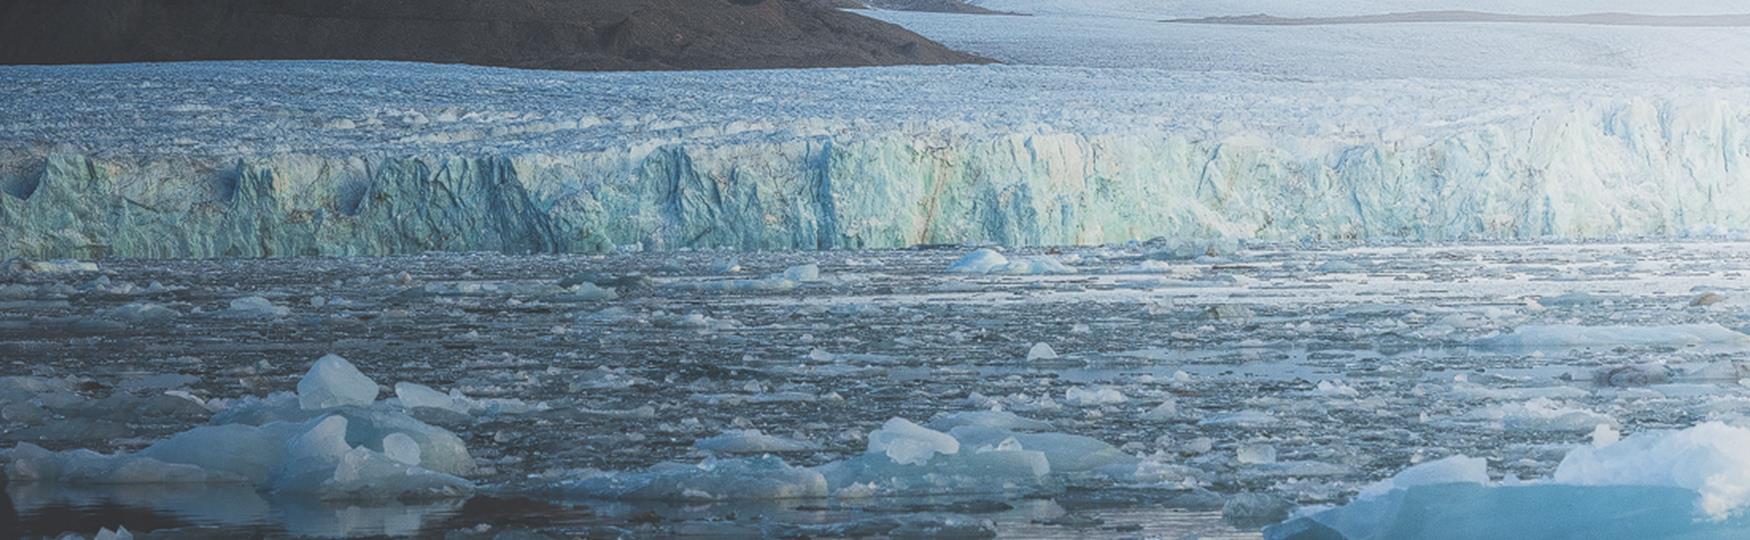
<box><xmin>4</xmin><ymin>485</ymin><xmax>1258</xmax><ymax>539</ymax></box>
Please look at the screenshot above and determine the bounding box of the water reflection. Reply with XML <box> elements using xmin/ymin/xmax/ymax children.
<box><xmin>4</xmin><ymin>483</ymin><xmax>461</xmax><ymax>538</ymax></box>
<box><xmin>4</xmin><ymin>484</ymin><xmax>1258</xmax><ymax>538</ymax></box>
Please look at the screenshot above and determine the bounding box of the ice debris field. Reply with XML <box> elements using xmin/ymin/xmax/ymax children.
<box><xmin>10</xmin><ymin>0</ymin><xmax>1750</xmax><ymax>538</ymax></box>
<box><xmin>4</xmin><ymin>241</ymin><xmax>1750</xmax><ymax>537</ymax></box>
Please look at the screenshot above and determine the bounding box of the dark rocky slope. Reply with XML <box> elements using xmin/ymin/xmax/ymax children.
<box><xmin>0</xmin><ymin>0</ymin><xmax>989</xmax><ymax>70</ymax></box>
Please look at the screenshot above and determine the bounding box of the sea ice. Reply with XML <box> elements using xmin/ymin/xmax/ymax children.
<box><xmin>222</xmin><ymin>296</ymin><xmax>290</xmax><ymax>318</ymax></box>
<box><xmin>1064</xmin><ymin>386</ymin><xmax>1127</xmax><ymax>407</ymax></box>
<box><xmin>1026</xmin><ymin>342</ymin><xmax>1058</xmax><ymax>361</ymax></box>
<box><xmin>1475</xmin><ymin>398</ymin><xmax>1616</xmax><ymax>433</ymax></box>
<box><xmin>993</xmin><ymin>256</ymin><xmax>1074</xmax><ymax>275</ymax></box>
<box><xmin>781</xmin><ymin>264</ymin><xmax>822</xmax><ymax>282</ymax></box>
<box><xmin>947</xmin><ymin>249</ymin><xmax>1009</xmax><ymax>274</ymax></box>
<box><xmin>552</xmin><ymin>456</ymin><xmax>830</xmax><ymax>500</ymax></box>
<box><xmin>394</xmin><ymin>382</ymin><xmax>468</xmax><ymax>415</ymax></box>
<box><xmin>298</xmin><ymin>354</ymin><xmax>379</xmax><ymax>410</ymax></box>
<box><xmin>3</xmin><ymin>258</ymin><xmax>99</xmax><ymax>274</ymax></box>
<box><xmin>694</xmin><ymin>430</ymin><xmax>820</xmax><ymax>454</ymax></box>
<box><xmin>1555</xmin><ymin>422</ymin><xmax>1750</xmax><ymax>519</ymax></box>
<box><xmin>867</xmin><ymin>418</ymin><xmax>959</xmax><ymax>465</ymax></box>
<box><xmin>1269</xmin><ymin>423</ymin><xmax>1750</xmax><ymax>538</ymax></box>
<box><xmin>2</xmin><ymin>356</ymin><xmax>478</xmax><ymax>502</ymax></box>
<box><xmin>927</xmin><ymin>410</ymin><xmax>1054</xmax><ymax>432</ymax></box>
<box><xmin>1480</xmin><ymin>324</ymin><xmax>1750</xmax><ymax>349</ymax></box>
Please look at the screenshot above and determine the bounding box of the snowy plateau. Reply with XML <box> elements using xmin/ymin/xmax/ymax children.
<box><xmin>9</xmin><ymin>0</ymin><xmax>1750</xmax><ymax>539</ymax></box>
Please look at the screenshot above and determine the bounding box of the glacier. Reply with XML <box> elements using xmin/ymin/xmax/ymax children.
<box><xmin>6</xmin><ymin>62</ymin><xmax>1750</xmax><ymax>258</ymax></box>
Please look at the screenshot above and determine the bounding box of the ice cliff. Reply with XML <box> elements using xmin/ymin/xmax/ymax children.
<box><xmin>4</xmin><ymin>62</ymin><xmax>1750</xmax><ymax>258</ymax></box>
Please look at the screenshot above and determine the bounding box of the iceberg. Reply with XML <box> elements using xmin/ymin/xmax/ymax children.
<box><xmin>1268</xmin><ymin>423</ymin><xmax>1750</xmax><ymax>539</ymax></box>
<box><xmin>0</xmin><ymin>355</ymin><xmax>477</xmax><ymax>501</ymax></box>
<box><xmin>552</xmin><ymin>414</ymin><xmax>1144</xmax><ymax>502</ymax></box>
<box><xmin>1478</xmin><ymin>324</ymin><xmax>1750</xmax><ymax>350</ymax></box>
<box><xmin>298</xmin><ymin>354</ymin><xmax>380</xmax><ymax>410</ymax></box>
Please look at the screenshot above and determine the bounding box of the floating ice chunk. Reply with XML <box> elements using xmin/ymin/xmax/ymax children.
<box><xmin>1590</xmin><ymin>424</ymin><xmax>1621</xmax><ymax>447</ymax></box>
<box><xmin>868</xmin><ymin>418</ymin><xmax>959</xmax><ymax>465</ymax></box>
<box><xmin>3</xmin><ymin>258</ymin><xmax>99</xmax><ymax>274</ymax></box>
<box><xmin>298</xmin><ymin>354</ymin><xmax>379</xmax><ymax>410</ymax></box>
<box><xmin>383</xmin><ymin>433</ymin><xmax>422</xmax><ymax>466</ymax></box>
<box><xmin>209</xmin><ymin>392</ymin><xmax>305</xmax><ymax>425</ymax></box>
<box><xmin>1476</xmin><ymin>398</ymin><xmax>1616</xmax><ymax>433</ymax></box>
<box><xmin>993</xmin><ymin>256</ymin><xmax>1074</xmax><ymax>275</ymax></box>
<box><xmin>1026</xmin><ymin>342</ymin><xmax>1058</xmax><ymax>361</ymax></box>
<box><xmin>947</xmin><ymin>248</ymin><xmax>1009</xmax><ymax>274</ymax></box>
<box><xmin>1141</xmin><ymin>400</ymin><xmax>1178</xmax><ymax>420</ymax></box>
<box><xmin>1237</xmin><ymin>443</ymin><xmax>1278</xmax><ymax>465</ymax></box>
<box><xmin>547</xmin><ymin>282</ymin><xmax>617</xmax><ymax>302</ymax></box>
<box><xmin>1146</xmin><ymin>239</ymin><xmax>1236</xmax><ymax>261</ymax></box>
<box><xmin>672</xmin><ymin>276</ymin><xmax>800</xmax><ymax>292</ymax></box>
<box><xmin>395</xmin><ymin>382</ymin><xmax>468</xmax><ymax>415</ymax></box>
<box><xmin>1480</xmin><ymin>324</ymin><xmax>1750</xmax><ymax>349</ymax></box>
<box><xmin>948</xmin><ymin>425</ymin><xmax>1136</xmax><ymax>474</ymax></box>
<box><xmin>554</xmin><ymin>456</ymin><xmax>829</xmax><ymax>500</ymax></box>
<box><xmin>1271</xmin><ymin>429</ymin><xmax>1750</xmax><ymax>539</ymax></box>
<box><xmin>1358</xmin><ymin>455</ymin><xmax>1489</xmax><ymax>499</ymax></box>
<box><xmin>1199</xmin><ymin>410</ymin><xmax>1277</xmax><ymax>427</ymax></box>
<box><xmin>222</xmin><ymin>296</ymin><xmax>290</xmax><ymax>318</ymax></box>
<box><xmin>927</xmin><ymin>410</ymin><xmax>1054</xmax><ymax>432</ymax></box>
<box><xmin>1223</xmin><ymin>492</ymin><xmax>1294</xmax><ymax>526</ymax></box>
<box><xmin>817</xmin><ymin>445</ymin><xmax>1050</xmax><ymax>497</ymax></box>
<box><xmin>332</xmin><ymin>408</ymin><xmax>476</xmax><ymax>477</ymax></box>
<box><xmin>270</xmin><ymin>415</ymin><xmax>472</xmax><ymax>500</ymax></box>
<box><xmin>1316</xmin><ymin>260</ymin><xmax>1363</xmax><ymax>273</ymax></box>
<box><xmin>1693</xmin><ymin>292</ymin><xmax>1728</xmax><ymax>307</ymax></box>
<box><xmin>1555</xmin><ymin>422</ymin><xmax>1750</xmax><ymax>520</ymax></box>
<box><xmin>1203</xmin><ymin>304</ymin><xmax>1255</xmax><ymax>322</ymax></box>
<box><xmin>2</xmin><ymin>443</ymin><xmax>225</xmax><ymax>484</ymax></box>
<box><xmin>1538</xmin><ymin>292</ymin><xmax>1612</xmax><ymax>307</ymax></box>
<box><xmin>781</xmin><ymin>264</ymin><xmax>822</xmax><ymax>282</ymax></box>
<box><xmin>1064</xmin><ymin>386</ymin><xmax>1127</xmax><ymax>407</ymax></box>
<box><xmin>99</xmin><ymin>303</ymin><xmax>180</xmax><ymax>324</ymax></box>
<box><xmin>1270</xmin><ymin>483</ymin><xmax>1750</xmax><ymax>540</ymax></box>
<box><xmin>1313</xmin><ymin>380</ymin><xmax>1360</xmax><ymax>398</ymax></box>
<box><xmin>695</xmin><ymin>430</ymin><xmax>820</xmax><ymax>453</ymax></box>
<box><xmin>94</xmin><ymin>527</ymin><xmax>132</xmax><ymax>540</ymax></box>
<box><xmin>137</xmin><ymin>423</ymin><xmax>305</xmax><ymax>483</ymax></box>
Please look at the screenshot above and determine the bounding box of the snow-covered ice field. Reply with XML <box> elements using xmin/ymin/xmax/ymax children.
<box><xmin>9</xmin><ymin>241</ymin><xmax>1750</xmax><ymax>537</ymax></box>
